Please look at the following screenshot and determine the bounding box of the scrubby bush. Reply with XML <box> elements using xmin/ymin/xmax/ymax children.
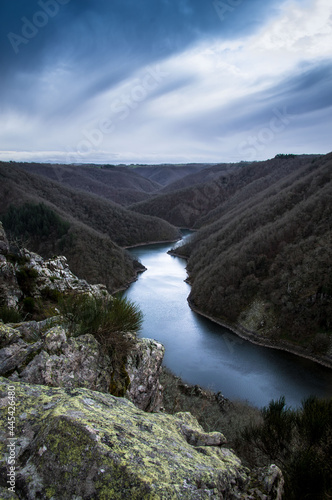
<box><xmin>60</xmin><ymin>293</ymin><xmax>143</xmax><ymax>362</ymax></box>
<box><xmin>239</xmin><ymin>395</ymin><xmax>332</xmax><ymax>499</ymax></box>
<box><xmin>22</xmin><ymin>296</ymin><xmax>35</xmax><ymax>315</ymax></box>
<box><xmin>0</xmin><ymin>305</ymin><xmax>22</xmax><ymax>323</ymax></box>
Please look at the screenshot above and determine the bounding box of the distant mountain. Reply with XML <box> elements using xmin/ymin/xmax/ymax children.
<box><xmin>174</xmin><ymin>153</ymin><xmax>332</xmax><ymax>365</ymax></box>
<box><xmin>130</xmin><ymin>156</ymin><xmax>319</xmax><ymax>228</ymax></box>
<box><xmin>159</xmin><ymin>163</ymin><xmax>233</xmax><ymax>193</ymax></box>
<box><xmin>132</xmin><ymin>164</ymin><xmax>208</xmax><ymax>186</ymax></box>
<box><xmin>17</xmin><ymin>163</ymin><xmax>161</xmax><ymax>206</ymax></box>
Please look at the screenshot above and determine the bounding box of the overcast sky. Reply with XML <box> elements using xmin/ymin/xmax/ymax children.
<box><xmin>0</xmin><ymin>0</ymin><xmax>331</xmax><ymax>164</ymax></box>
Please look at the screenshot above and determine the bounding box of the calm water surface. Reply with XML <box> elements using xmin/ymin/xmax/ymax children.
<box><xmin>124</xmin><ymin>235</ymin><xmax>332</xmax><ymax>408</ymax></box>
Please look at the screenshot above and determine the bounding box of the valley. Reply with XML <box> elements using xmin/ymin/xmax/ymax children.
<box><xmin>1</xmin><ymin>153</ymin><xmax>331</xmax><ymax>365</ymax></box>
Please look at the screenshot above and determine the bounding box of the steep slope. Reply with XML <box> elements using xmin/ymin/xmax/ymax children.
<box><xmin>17</xmin><ymin>163</ymin><xmax>161</xmax><ymax>205</ymax></box>
<box><xmin>176</xmin><ymin>153</ymin><xmax>332</xmax><ymax>365</ymax></box>
<box><xmin>130</xmin><ymin>156</ymin><xmax>318</xmax><ymax>227</ymax></box>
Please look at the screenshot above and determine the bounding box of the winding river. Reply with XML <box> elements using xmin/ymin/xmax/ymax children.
<box><xmin>124</xmin><ymin>234</ymin><xmax>332</xmax><ymax>408</ymax></box>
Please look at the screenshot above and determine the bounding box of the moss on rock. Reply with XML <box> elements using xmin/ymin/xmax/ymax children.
<box><xmin>0</xmin><ymin>378</ymin><xmax>283</xmax><ymax>499</ymax></box>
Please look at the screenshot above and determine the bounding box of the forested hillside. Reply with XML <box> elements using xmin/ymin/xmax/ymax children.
<box><xmin>175</xmin><ymin>153</ymin><xmax>332</xmax><ymax>364</ymax></box>
<box><xmin>0</xmin><ymin>163</ymin><xmax>180</xmax><ymax>290</ymax></box>
<box><xmin>130</xmin><ymin>156</ymin><xmax>318</xmax><ymax>227</ymax></box>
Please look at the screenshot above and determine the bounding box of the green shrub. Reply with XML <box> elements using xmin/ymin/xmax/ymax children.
<box><xmin>6</xmin><ymin>253</ymin><xmax>29</xmax><ymax>266</ymax></box>
<box><xmin>0</xmin><ymin>305</ymin><xmax>22</xmax><ymax>323</ymax></box>
<box><xmin>40</xmin><ymin>287</ymin><xmax>62</xmax><ymax>303</ymax></box>
<box><xmin>60</xmin><ymin>293</ymin><xmax>143</xmax><ymax>362</ymax></box>
<box><xmin>240</xmin><ymin>395</ymin><xmax>332</xmax><ymax>499</ymax></box>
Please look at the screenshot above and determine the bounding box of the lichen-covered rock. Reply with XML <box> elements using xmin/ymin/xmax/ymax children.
<box><xmin>0</xmin><ymin>486</ymin><xmax>20</xmax><ymax>499</ymax></box>
<box><xmin>0</xmin><ymin>323</ymin><xmax>112</xmax><ymax>393</ymax></box>
<box><xmin>21</xmin><ymin>249</ymin><xmax>108</xmax><ymax>298</ymax></box>
<box><xmin>0</xmin><ymin>334</ymin><xmax>43</xmax><ymax>377</ymax></box>
<box><xmin>0</xmin><ymin>258</ymin><xmax>22</xmax><ymax>309</ymax></box>
<box><xmin>0</xmin><ymin>378</ymin><xmax>283</xmax><ymax>499</ymax></box>
<box><xmin>18</xmin><ymin>330</ymin><xmax>113</xmax><ymax>393</ymax></box>
<box><xmin>125</xmin><ymin>337</ymin><xmax>165</xmax><ymax>412</ymax></box>
<box><xmin>0</xmin><ymin>222</ymin><xmax>108</xmax><ymax>314</ymax></box>
<box><xmin>247</xmin><ymin>465</ymin><xmax>284</xmax><ymax>500</ymax></box>
<box><xmin>0</xmin><ymin>324</ymin><xmax>22</xmax><ymax>349</ymax></box>
<box><xmin>0</xmin><ymin>321</ymin><xmax>165</xmax><ymax>412</ymax></box>
<box><xmin>13</xmin><ymin>317</ymin><xmax>60</xmax><ymax>344</ymax></box>
<box><xmin>176</xmin><ymin>412</ymin><xmax>227</xmax><ymax>447</ymax></box>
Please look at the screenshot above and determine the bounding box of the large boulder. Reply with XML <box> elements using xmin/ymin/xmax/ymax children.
<box><xmin>0</xmin><ymin>321</ymin><xmax>164</xmax><ymax>412</ymax></box>
<box><xmin>0</xmin><ymin>378</ymin><xmax>284</xmax><ymax>499</ymax></box>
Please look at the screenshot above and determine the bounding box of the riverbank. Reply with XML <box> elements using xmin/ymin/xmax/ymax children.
<box><xmin>167</xmin><ymin>249</ymin><xmax>188</xmax><ymax>260</ymax></box>
<box><xmin>188</xmin><ymin>299</ymin><xmax>332</xmax><ymax>370</ymax></box>
<box><xmin>169</xmin><ymin>244</ymin><xmax>332</xmax><ymax>370</ymax></box>
<box><xmin>124</xmin><ymin>236</ymin><xmax>181</xmax><ymax>249</ymax></box>
<box><xmin>111</xmin><ymin>263</ymin><xmax>147</xmax><ymax>294</ymax></box>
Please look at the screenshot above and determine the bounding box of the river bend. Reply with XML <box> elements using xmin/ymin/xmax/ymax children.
<box><xmin>124</xmin><ymin>238</ymin><xmax>332</xmax><ymax>408</ymax></box>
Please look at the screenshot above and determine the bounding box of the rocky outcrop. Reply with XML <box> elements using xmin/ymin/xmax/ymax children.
<box><xmin>0</xmin><ymin>219</ymin><xmax>107</xmax><ymax>311</ymax></box>
<box><xmin>0</xmin><ymin>378</ymin><xmax>283</xmax><ymax>499</ymax></box>
<box><xmin>0</xmin><ymin>225</ymin><xmax>284</xmax><ymax>498</ymax></box>
<box><xmin>0</xmin><ymin>320</ymin><xmax>164</xmax><ymax>412</ymax></box>
<box><xmin>0</xmin><ymin>223</ymin><xmax>164</xmax><ymax>412</ymax></box>
<box><xmin>126</xmin><ymin>337</ymin><xmax>164</xmax><ymax>412</ymax></box>
<box><xmin>20</xmin><ymin>249</ymin><xmax>108</xmax><ymax>299</ymax></box>
<box><xmin>0</xmin><ymin>224</ymin><xmax>22</xmax><ymax>310</ymax></box>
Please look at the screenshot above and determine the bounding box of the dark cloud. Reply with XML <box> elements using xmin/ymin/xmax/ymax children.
<box><xmin>1</xmin><ymin>0</ymin><xmax>283</xmax><ymax>100</ymax></box>
<box><xmin>268</xmin><ymin>62</ymin><xmax>332</xmax><ymax>114</ymax></box>
<box><xmin>1</xmin><ymin>0</ymin><xmax>330</xmax><ymax>162</ymax></box>
<box><xmin>180</xmin><ymin>61</ymin><xmax>332</xmax><ymax>141</ymax></box>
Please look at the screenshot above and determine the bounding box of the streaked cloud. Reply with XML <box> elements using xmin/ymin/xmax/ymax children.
<box><xmin>0</xmin><ymin>0</ymin><xmax>331</xmax><ymax>163</ymax></box>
